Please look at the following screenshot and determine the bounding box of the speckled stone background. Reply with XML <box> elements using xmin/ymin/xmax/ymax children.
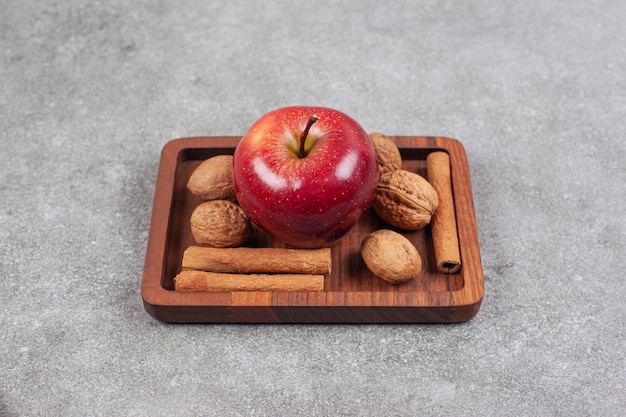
<box><xmin>1</xmin><ymin>0</ymin><xmax>624</xmax><ymax>415</ymax></box>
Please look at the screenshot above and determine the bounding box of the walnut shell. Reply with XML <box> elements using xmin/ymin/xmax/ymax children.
<box><xmin>361</xmin><ymin>229</ymin><xmax>422</xmax><ymax>284</ymax></box>
<box><xmin>190</xmin><ymin>200</ymin><xmax>251</xmax><ymax>247</ymax></box>
<box><xmin>369</xmin><ymin>132</ymin><xmax>402</xmax><ymax>175</ymax></box>
<box><xmin>187</xmin><ymin>155</ymin><xmax>236</xmax><ymax>201</ymax></box>
<box><xmin>372</xmin><ymin>169</ymin><xmax>439</xmax><ymax>230</ymax></box>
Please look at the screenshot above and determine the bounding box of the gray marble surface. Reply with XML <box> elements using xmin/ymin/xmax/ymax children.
<box><xmin>1</xmin><ymin>1</ymin><xmax>624</xmax><ymax>415</ymax></box>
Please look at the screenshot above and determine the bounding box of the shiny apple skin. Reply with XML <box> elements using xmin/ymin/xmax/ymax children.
<box><xmin>232</xmin><ymin>106</ymin><xmax>379</xmax><ymax>248</ymax></box>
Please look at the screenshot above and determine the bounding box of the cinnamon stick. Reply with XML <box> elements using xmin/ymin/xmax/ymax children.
<box><xmin>174</xmin><ymin>270</ymin><xmax>324</xmax><ymax>292</ymax></box>
<box><xmin>182</xmin><ymin>246</ymin><xmax>332</xmax><ymax>275</ymax></box>
<box><xmin>427</xmin><ymin>151</ymin><xmax>462</xmax><ymax>273</ymax></box>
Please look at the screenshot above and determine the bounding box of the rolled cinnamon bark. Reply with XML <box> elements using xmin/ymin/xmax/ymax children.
<box><xmin>174</xmin><ymin>270</ymin><xmax>324</xmax><ymax>292</ymax></box>
<box><xmin>426</xmin><ymin>151</ymin><xmax>462</xmax><ymax>273</ymax></box>
<box><xmin>181</xmin><ymin>246</ymin><xmax>332</xmax><ymax>275</ymax></box>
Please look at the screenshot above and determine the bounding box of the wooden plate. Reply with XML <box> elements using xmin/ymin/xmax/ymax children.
<box><xmin>141</xmin><ymin>136</ymin><xmax>484</xmax><ymax>323</ymax></box>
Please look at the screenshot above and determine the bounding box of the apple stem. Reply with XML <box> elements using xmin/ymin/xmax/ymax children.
<box><xmin>298</xmin><ymin>115</ymin><xmax>320</xmax><ymax>158</ymax></box>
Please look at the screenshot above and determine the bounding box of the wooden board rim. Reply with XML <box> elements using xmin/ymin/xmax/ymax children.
<box><xmin>141</xmin><ymin>136</ymin><xmax>484</xmax><ymax>323</ymax></box>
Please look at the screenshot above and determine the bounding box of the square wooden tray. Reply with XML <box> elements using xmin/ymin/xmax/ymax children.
<box><xmin>141</xmin><ymin>136</ymin><xmax>484</xmax><ymax>323</ymax></box>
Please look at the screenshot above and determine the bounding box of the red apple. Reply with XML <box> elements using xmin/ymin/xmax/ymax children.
<box><xmin>232</xmin><ymin>106</ymin><xmax>379</xmax><ymax>248</ymax></box>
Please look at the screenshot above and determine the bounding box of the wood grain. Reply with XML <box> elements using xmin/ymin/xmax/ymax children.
<box><xmin>141</xmin><ymin>136</ymin><xmax>484</xmax><ymax>323</ymax></box>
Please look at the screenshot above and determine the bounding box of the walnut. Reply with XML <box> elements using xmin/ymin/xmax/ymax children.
<box><xmin>190</xmin><ymin>200</ymin><xmax>251</xmax><ymax>247</ymax></box>
<box><xmin>372</xmin><ymin>169</ymin><xmax>439</xmax><ymax>230</ymax></box>
<box><xmin>361</xmin><ymin>229</ymin><xmax>422</xmax><ymax>284</ymax></box>
<box><xmin>187</xmin><ymin>155</ymin><xmax>236</xmax><ymax>201</ymax></box>
<box><xmin>369</xmin><ymin>132</ymin><xmax>402</xmax><ymax>175</ymax></box>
